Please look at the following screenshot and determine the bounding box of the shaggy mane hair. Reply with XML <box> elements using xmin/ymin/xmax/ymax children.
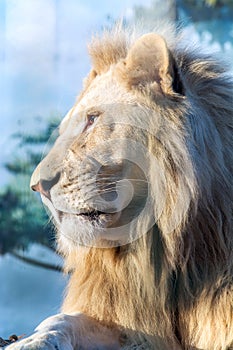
<box><xmin>61</xmin><ymin>26</ymin><xmax>233</xmax><ymax>350</ymax></box>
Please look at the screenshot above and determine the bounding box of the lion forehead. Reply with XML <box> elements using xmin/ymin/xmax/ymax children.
<box><xmin>78</xmin><ymin>70</ymin><xmax>136</xmax><ymax>109</ymax></box>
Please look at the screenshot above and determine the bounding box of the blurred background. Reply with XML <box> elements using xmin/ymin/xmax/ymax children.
<box><xmin>0</xmin><ymin>0</ymin><xmax>233</xmax><ymax>341</ymax></box>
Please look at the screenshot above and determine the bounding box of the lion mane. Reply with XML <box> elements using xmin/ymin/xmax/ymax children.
<box><xmin>32</xmin><ymin>25</ymin><xmax>233</xmax><ymax>349</ymax></box>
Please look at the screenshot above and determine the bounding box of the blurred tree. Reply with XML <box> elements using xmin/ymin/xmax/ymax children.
<box><xmin>189</xmin><ymin>0</ymin><xmax>233</xmax><ymax>7</ymax></box>
<box><xmin>177</xmin><ymin>0</ymin><xmax>233</xmax><ymax>48</ymax></box>
<box><xmin>132</xmin><ymin>0</ymin><xmax>233</xmax><ymax>48</ymax></box>
<box><xmin>0</xmin><ymin>117</ymin><xmax>62</xmax><ymax>271</ymax></box>
<box><xmin>132</xmin><ymin>0</ymin><xmax>233</xmax><ymax>22</ymax></box>
<box><xmin>177</xmin><ymin>0</ymin><xmax>233</xmax><ymax>21</ymax></box>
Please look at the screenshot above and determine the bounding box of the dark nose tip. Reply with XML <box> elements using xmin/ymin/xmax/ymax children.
<box><xmin>31</xmin><ymin>173</ymin><xmax>60</xmax><ymax>199</ymax></box>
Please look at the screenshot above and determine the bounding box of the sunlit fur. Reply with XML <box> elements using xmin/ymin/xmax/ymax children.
<box><xmin>56</xmin><ymin>25</ymin><xmax>233</xmax><ymax>349</ymax></box>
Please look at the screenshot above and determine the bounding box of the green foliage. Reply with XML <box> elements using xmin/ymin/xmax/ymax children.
<box><xmin>0</xmin><ymin>118</ymin><xmax>60</xmax><ymax>255</ymax></box>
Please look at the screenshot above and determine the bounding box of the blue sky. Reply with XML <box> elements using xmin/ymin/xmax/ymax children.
<box><xmin>0</xmin><ymin>0</ymin><xmax>152</xmax><ymax>64</ymax></box>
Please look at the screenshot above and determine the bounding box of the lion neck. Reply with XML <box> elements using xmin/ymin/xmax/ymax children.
<box><xmin>61</xmin><ymin>226</ymin><xmax>177</xmax><ymax>345</ymax></box>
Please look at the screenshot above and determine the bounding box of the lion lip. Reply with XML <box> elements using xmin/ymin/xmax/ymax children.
<box><xmin>76</xmin><ymin>210</ymin><xmax>109</xmax><ymax>221</ymax></box>
<box><xmin>41</xmin><ymin>192</ymin><xmax>116</xmax><ymax>226</ymax></box>
<box><xmin>54</xmin><ymin>206</ymin><xmax>113</xmax><ymax>222</ymax></box>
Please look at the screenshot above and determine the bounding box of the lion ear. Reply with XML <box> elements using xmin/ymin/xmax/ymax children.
<box><xmin>119</xmin><ymin>33</ymin><xmax>176</xmax><ymax>95</ymax></box>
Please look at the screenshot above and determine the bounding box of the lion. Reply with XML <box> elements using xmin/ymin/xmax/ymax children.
<box><xmin>8</xmin><ymin>25</ymin><xmax>233</xmax><ymax>350</ymax></box>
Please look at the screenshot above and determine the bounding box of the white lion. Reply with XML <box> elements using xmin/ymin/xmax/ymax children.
<box><xmin>8</xmin><ymin>25</ymin><xmax>233</xmax><ymax>350</ymax></box>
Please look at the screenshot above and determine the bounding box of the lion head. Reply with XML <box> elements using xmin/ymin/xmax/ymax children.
<box><xmin>31</xmin><ymin>31</ymin><xmax>196</xmax><ymax>249</ymax></box>
<box><xmin>30</xmin><ymin>26</ymin><xmax>233</xmax><ymax>349</ymax></box>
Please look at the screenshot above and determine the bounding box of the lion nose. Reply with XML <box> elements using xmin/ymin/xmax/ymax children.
<box><xmin>31</xmin><ymin>173</ymin><xmax>60</xmax><ymax>199</ymax></box>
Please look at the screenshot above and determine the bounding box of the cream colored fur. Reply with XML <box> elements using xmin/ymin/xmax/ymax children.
<box><xmin>11</xmin><ymin>25</ymin><xmax>233</xmax><ymax>350</ymax></box>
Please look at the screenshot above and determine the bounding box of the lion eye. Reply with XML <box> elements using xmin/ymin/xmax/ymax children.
<box><xmin>86</xmin><ymin>114</ymin><xmax>99</xmax><ymax>129</ymax></box>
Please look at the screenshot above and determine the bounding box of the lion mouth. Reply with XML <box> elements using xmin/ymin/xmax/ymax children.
<box><xmin>41</xmin><ymin>193</ymin><xmax>111</xmax><ymax>222</ymax></box>
<box><xmin>76</xmin><ymin>209</ymin><xmax>109</xmax><ymax>222</ymax></box>
<box><xmin>60</xmin><ymin>208</ymin><xmax>116</xmax><ymax>226</ymax></box>
<box><xmin>41</xmin><ymin>193</ymin><xmax>118</xmax><ymax>228</ymax></box>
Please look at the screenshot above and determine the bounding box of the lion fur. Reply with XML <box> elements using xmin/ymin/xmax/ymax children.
<box><xmin>59</xmin><ymin>25</ymin><xmax>233</xmax><ymax>350</ymax></box>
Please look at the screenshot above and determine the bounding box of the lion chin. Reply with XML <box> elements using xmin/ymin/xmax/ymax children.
<box><xmin>8</xmin><ymin>24</ymin><xmax>233</xmax><ymax>350</ymax></box>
